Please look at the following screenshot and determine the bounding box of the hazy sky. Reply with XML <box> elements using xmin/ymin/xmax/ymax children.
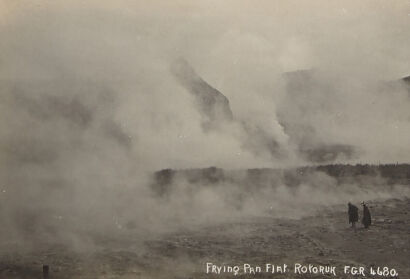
<box><xmin>1</xmin><ymin>0</ymin><xmax>409</xmax><ymax>170</ymax></box>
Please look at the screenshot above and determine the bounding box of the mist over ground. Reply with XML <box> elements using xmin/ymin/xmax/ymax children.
<box><xmin>0</xmin><ymin>0</ymin><xmax>409</xmax><ymax>252</ymax></box>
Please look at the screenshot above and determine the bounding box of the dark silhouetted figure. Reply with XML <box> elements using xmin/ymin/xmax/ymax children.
<box><xmin>348</xmin><ymin>202</ymin><xmax>359</xmax><ymax>230</ymax></box>
<box><xmin>362</xmin><ymin>202</ymin><xmax>372</xmax><ymax>229</ymax></box>
<box><xmin>43</xmin><ymin>265</ymin><xmax>49</xmax><ymax>279</ymax></box>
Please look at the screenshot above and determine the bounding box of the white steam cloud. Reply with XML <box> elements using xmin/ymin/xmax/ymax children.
<box><xmin>0</xmin><ymin>0</ymin><xmax>409</xmax><ymax>251</ymax></box>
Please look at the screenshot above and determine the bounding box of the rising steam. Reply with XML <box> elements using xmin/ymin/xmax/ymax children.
<box><xmin>0</xmin><ymin>0</ymin><xmax>409</xmax><ymax>252</ymax></box>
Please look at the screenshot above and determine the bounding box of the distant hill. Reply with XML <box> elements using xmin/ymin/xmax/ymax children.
<box><xmin>171</xmin><ymin>58</ymin><xmax>233</xmax><ymax>129</ymax></box>
<box><xmin>170</xmin><ymin>58</ymin><xmax>285</xmax><ymax>159</ymax></box>
<box><xmin>278</xmin><ymin>69</ymin><xmax>357</xmax><ymax>163</ymax></box>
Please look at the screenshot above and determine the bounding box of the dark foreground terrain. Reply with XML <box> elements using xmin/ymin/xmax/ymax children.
<box><xmin>0</xmin><ymin>197</ymin><xmax>408</xmax><ymax>279</ymax></box>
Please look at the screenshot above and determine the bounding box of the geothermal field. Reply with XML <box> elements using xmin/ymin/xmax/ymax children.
<box><xmin>1</xmin><ymin>165</ymin><xmax>409</xmax><ymax>278</ymax></box>
<box><xmin>1</xmin><ymin>1</ymin><xmax>410</xmax><ymax>278</ymax></box>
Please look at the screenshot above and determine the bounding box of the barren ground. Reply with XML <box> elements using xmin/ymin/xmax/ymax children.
<box><xmin>1</xmin><ymin>198</ymin><xmax>409</xmax><ymax>279</ymax></box>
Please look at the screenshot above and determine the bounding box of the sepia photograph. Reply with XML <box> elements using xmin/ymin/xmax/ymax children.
<box><xmin>0</xmin><ymin>1</ymin><xmax>409</xmax><ymax>278</ymax></box>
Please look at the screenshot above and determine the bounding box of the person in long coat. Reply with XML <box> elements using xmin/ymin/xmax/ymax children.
<box><xmin>348</xmin><ymin>202</ymin><xmax>359</xmax><ymax>230</ymax></box>
<box><xmin>362</xmin><ymin>202</ymin><xmax>372</xmax><ymax>229</ymax></box>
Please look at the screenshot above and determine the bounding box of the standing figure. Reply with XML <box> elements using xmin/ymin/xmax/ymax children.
<box><xmin>362</xmin><ymin>202</ymin><xmax>372</xmax><ymax>229</ymax></box>
<box><xmin>348</xmin><ymin>202</ymin><xmax>359</xmax><ymax>230</ymax></box>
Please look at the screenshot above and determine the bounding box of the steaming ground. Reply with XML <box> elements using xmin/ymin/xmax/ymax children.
<box><xmin>0</xmin><ymin>195</ymin><xmax>409</xmax><ymax>278</ymax></box>
<box><xmin>1</xmin><ymin>166</ymin><xmax>409</xmax><ymax>278</ymax></box>
<box><xmin>1</xmin><ymin>1</ymin><xmax>410</xmax><ymax>278</ymax></box>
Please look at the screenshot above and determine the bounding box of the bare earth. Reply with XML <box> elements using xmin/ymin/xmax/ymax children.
<box><xmin>1</xmin><ymin>198</ymin><xmax>409</xmax><ymax>279</ymax></box>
